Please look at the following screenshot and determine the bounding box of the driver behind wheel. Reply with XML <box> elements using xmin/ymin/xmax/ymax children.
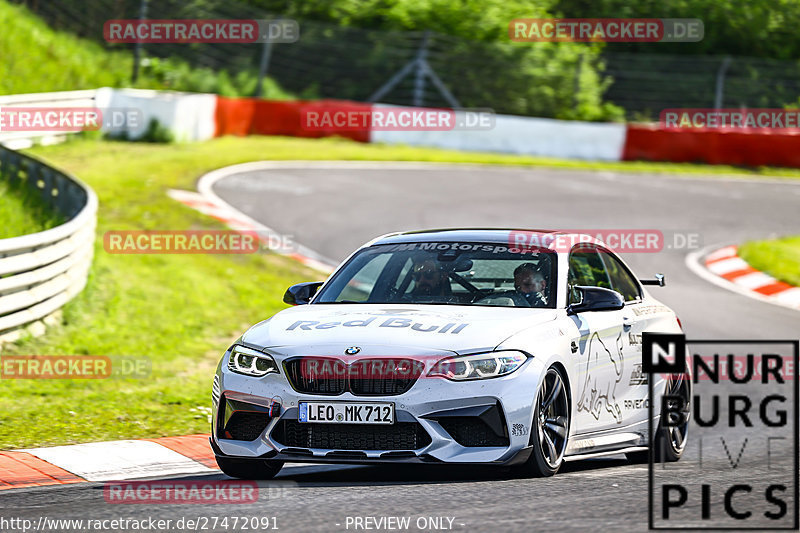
<box><xmin>514</xmin><ymin>263</ymin><xmax>548</xmax><ymax>307</ymax></box>
<box><xmin>411</xmin><ymin>258</ymin><xmax>450</xmax><ymax>299</ymax></box>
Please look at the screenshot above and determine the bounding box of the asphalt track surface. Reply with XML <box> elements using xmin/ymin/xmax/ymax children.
<box><xmin>4</xmin><ymin>164</ymin><xmax>799</xmax><ymax>532</ymax></box>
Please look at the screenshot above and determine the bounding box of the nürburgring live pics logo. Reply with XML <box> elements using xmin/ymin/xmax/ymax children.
<box><xmin>644</xmin><ymin>333</ymin><xmax>798</xmax><ymax>530</ymax></box>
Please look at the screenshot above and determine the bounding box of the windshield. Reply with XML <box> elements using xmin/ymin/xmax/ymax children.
<box><xmin>314</xmin><ymin>242</ymin><xmax>557</xmax><ymax>308</ymax></box>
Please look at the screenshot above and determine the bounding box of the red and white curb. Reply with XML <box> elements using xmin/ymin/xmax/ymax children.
<box><xmin>170</xmin><ymin>160</ymin><xmax>539</xmax><ymax>277</ymax></box>
<box><xmin>168</xmin><ymin>162</ymin><xmax>341</xmax><ymax>274</ymax></box>
<box><xmin>688</xmin><ymin>245</ymin><xmax>800</xmax><ymax>311</ymax></box>
<box><xmin>0</xmin><ymin>435</ymin><xmax>215</xmax><ymax>490</ymax></box>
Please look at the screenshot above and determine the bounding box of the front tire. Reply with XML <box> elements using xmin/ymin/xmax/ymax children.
<box><xmin>516</xmin><ymin>366</ymin><xmax>570</xmax><ymax>477</ymax></box>
<box><xmin>216</xmin><ymin>456</ymin><xmax>284</xmax><ymax>479</ymax></box>
<box><xmin>627</xmin><ymin>372</ymin><xmax>690</xmax><ymax>463</ymax></box>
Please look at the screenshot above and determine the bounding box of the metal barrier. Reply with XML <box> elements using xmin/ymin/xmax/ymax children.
<box><xmin>0</xmin><ymin>146</ymin><xmax>97</xmax><ymax>344</ymax></box>
<box><xmin>0</xmin><ymin>90</ymin><xmax>99</xmax><ymax>149</ymax></box>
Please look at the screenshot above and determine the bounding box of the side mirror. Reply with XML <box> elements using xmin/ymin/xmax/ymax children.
<box><xmin>283</xmin><ymin>281</ymin><xmax>323</xmax><ymax>305</ymax></box>
<box><xmin>640</xmin><ymin>273</ymin><xmax>665</xmax><ymax>286</ymax></box>
<box><xmin>567</xmin><ymin>286</ymin><xmax>625</xmax><ymax>315</ymax></box>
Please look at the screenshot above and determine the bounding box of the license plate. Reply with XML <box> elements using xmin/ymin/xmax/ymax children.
<box><xmin>298</xmin><ymin>402</ymin><xmax>394</xmax><ymax>425</ymax></box>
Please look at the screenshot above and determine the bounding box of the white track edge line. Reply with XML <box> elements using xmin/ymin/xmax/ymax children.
<box><xmin>201</xmin><ymin>159</ymin><xmax>800</xmax><ymax>186</ymax></box>
<box><xmin>193</xmin><ymin>163</ymin><xmax>345</xmax><ymax>272</ymax></box>
<box><xmin>197</xmin><ymin>161</ymin><xmax>799</xmax><ymax>313</ymax></box>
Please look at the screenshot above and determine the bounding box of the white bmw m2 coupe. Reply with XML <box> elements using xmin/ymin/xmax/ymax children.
<box><xmin>211</xmin><ymin>229</ymin><xmax>690</xmax><ymax>478</ymax></box>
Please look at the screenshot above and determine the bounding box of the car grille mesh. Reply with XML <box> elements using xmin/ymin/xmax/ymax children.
<box><xmin>225</xmin><ymin>412</ymin><xmax>271</xmax><ymax>441</ymax></box>
<box><xmin>273</xmin><ymin>420</ymin><xmax>431</xmax><ymax>451</ymax></box>
<box><xmin>437</xmin><ymin>417</ymin><xmax>509</xmax><ymax>447</ymax></box>
<box><xmin>284</xmin><ymin>357</ymin><xmax>347</xmax><ymax>394</ymax></box>
<box><xmin>284</xmin><ymin>357</ymin><xmax>422</xmax><ymax>396</ymax></box>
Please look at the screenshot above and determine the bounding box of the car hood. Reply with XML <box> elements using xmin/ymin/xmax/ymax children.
<box><xmin>241</xmin><ymin>303</ymin><xmax>558</xmax><ymax>354</ymax></box>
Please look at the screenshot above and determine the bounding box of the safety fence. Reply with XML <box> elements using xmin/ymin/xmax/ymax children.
<box><xmin>15</xmin><ymin>0</ymin><xmax>800</xmax><ymax>121</ymax></box>
<box><xmin>0</xmin><ymin>146</ymin><xmax>97</xmax><ymax>345</ymax></box>
<box><xmin>7</xmin><ymin>87</ymin><xmax>800</xmax><ymax>167</ymax></box>
<box><xmin>211</xmin><ymin>96</ymin><xmax>800</xmax><ymax>166</ymax></box>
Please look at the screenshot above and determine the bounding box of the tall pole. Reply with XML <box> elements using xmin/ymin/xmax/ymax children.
<box><xmin>412</xmin><ymin>31</ymin><xmax>431</xmax><ymax>107</ymax></box>
<box><xmin>131</xmin><ymin>0</ymin><xmax>148</xmax><ymax>83</ymax></box>
<box><xmin>714</xmin><ymin>56</ymin><xmax>732</xmax><ymax>109</ymax></box>
<box><xmin>254</xmin><ymin>38</ymin><xmax>274</xmax><ymax>98</ymax></box>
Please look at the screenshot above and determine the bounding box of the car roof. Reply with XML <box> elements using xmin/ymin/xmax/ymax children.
<box><xmin>370</xmin><ymin>228</ymin><xmax>606</xmax><ymax>249</ymax></box>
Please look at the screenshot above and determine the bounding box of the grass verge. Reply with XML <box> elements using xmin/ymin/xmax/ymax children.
<box><xmin>2</xmin><ymin>134</ymin><xmax>799</xmax><ymax>450</ymax></box>
<box><xmin>0</xmin><ymin>179</ymin><xmax>63</xmax><ymax>239</ymax></box>
<box><xmin>1</xmin><ymin>138</ymin><xmax>330</xmax><ymax>450</ymax></box>
<box><xmin>0</xmin><ymin>1</ymin><xmax>291</xmax><ymax>98</ymax></box>
<box><xmin>738</xmin><ymin>236</ymin><xmax>800</xmax><ymax>288</ymax></box>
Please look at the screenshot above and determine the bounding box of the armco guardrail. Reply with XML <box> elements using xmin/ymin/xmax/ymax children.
<box><xmin>0</xmin><ymin>145</ymin><xmax>97</xmax><ymax>344</ymax></box>
<box><xmin>0</xmin><ymin>90</ymin><xmax>99</xmax><ymax>149</ymax></box>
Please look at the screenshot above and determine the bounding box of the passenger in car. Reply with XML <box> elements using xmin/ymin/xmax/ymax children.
<box><xmin>514</xmin><ymin>263</ymin><xmax>548</xmax><ymax>307</ymax></box>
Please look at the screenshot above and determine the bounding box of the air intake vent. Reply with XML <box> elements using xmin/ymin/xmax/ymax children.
<box><xmin>437</xmin><ymin>417</ymin><xmax>509</xmax><ymax>447</ymax></box>
<box><xmin>225</xmin><ymin>412</ymin><xmax>271</xmax><ymax>441</ymax></box>
<box><xmin>272</xmin><ymin>420</ymin><xmax>431</xmax><ymax>451</ymax></box>
<box><xmin>212</xmin><ymin>375</ymin><xmax>220</xmax><ymax>404</ymax></box>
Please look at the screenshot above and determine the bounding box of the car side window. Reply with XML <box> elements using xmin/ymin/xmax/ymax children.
<box><xmin>333</xmin><ymin>252</ymin><xmax>391</xmax><ymax>302</ymax></box>
<box><xmin>599</xmin><ymin>250</ymin><xmax>642</xmax><ymax>302</ymax></box>
<box><xmin>567</xmin><ymin>245</ymin><xmax>612</xmax><ymax>304</ymax></box>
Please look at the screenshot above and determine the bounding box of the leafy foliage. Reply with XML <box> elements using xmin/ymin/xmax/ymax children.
<box><xmin>0</xmin><ymin>1</ymin><xmax>291</xmax><ymax>98</ymax></box>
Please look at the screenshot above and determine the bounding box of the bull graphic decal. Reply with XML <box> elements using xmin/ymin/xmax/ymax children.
<box><xmin>576</xmin><ymin>331</ymin><xmax>624</xmax><ymax>423</ymax></box>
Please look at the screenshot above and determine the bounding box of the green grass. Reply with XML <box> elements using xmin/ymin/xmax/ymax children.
<box><xmin>3</xmin><ymin>134</ymin><xmax>800</xmax><ymax>450</ymax></box>
<box><xmin>738</xmin><ymin>236</ymin><xmax>800</xmax><ymax>288</ymax></box>
<box><xmin>0</xmin><ymin>2</ymin><xmax>132</xmax><ymax>95</ymax></box>
<box><xmin>1</xmin><ymin>138</ymin><xmax>329</xmax><ymax>450</ymax></box>
<box><xmin>0</xmin><ymin>1</ymin><xmax>291</xmax><ymax>98</ymax></box>
<box><xmin>0</xmin><ymin>179</ymin><xmax>63</xmax><ymax>238</ymax></box>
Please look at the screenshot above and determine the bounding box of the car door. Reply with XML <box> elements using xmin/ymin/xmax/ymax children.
<box><xmin>598</xmin><ymin>249</ymin><xmax>654</xmax><ymax>426</ymax></box>
<box><xmin>567</xmin><ymin>244</ymin><xmax>629</xmax><ymax>434</ymax></box>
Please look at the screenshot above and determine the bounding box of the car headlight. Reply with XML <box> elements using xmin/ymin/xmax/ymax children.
<box><xmin>428</xmin><ymin>351</ymin><xmax>528</xmax><ymax>381</ymax></box>
<box><xmin>227</xmin><ymin>345</ymin><xmax>279</xmax><ymax>377</ymax></box>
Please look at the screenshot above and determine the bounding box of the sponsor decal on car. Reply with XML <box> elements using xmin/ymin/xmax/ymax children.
<box><xmin>630</xmin><ymin>362</ymin><xmax>648</xmax><ymax>385</ymax></box>
<box><xmin>624</xmin><ymin>398</ymin><xmax>650</xmax><ymax>409</ymax></box>
<box><xmin>511</xmin><ymin>423</ymin><xmax>529</xmax><ymax>436</ymax></box>
<box><xmin>577</xmin><ymin>331</ymin><xmax>625</xmax><ymax>424</ymax></box>
<box><xmin>286</xmin><ymin>318</ymin><xmax>469</xmax><ymax>334</ymax></box>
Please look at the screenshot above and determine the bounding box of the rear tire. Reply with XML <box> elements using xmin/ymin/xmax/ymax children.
<box><xmin>515</xmin><ymin>366</ymin><xmax>570</xmax><ymax>477</ymax></box>
<box><xmin>216</xmin><ymin>456</ymin><xmax>284</xmax><ymax>479</ymax></box>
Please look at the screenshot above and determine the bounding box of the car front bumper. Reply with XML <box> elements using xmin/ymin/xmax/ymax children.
<box><xmin>211</xmin><ymin>355</ymin><xmax>546</xmax><ymax>465</ymax></box>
